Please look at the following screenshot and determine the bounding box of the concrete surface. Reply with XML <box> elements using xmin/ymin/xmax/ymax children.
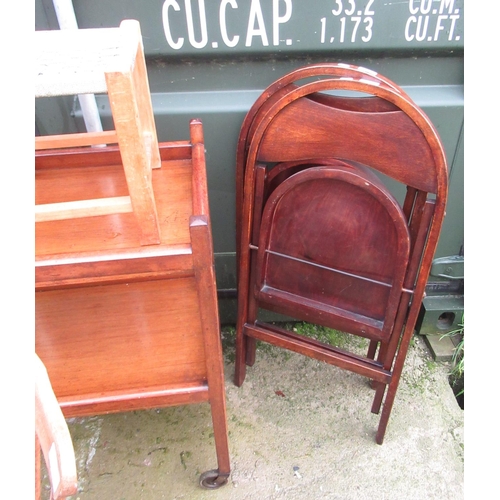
<box><xmin>42</xmin><ymin>330</ymin><xmax>464</xmax><ymax>500</ymax></box>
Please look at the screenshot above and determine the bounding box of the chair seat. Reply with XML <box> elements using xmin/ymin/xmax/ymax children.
<box><xmin>255</xmin><ymin>163</ymin><xmax>410</xmax><ymax>341</ymax></box>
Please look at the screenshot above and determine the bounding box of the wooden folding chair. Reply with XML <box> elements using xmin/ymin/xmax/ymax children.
<box><xmin>235</xmin><ymin>71</ymin><xmax>448</xmax><ymax>444</ymax></box>
<box><xmin>235</xmin><ymin>63</ymin><xmax>412</xmax><ymax>263</ymax></box>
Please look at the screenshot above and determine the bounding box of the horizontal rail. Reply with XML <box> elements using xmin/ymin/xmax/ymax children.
<box><xmin>246</xmin><ymin>321</ymin><xmax>392</xmax><ymax>383</ymax></box>
<box><xmin>35</xmin><ymin>131</ymin><xmax>118</xmax><ymax>150</ymax></box>
<box><xmin>250</xmin><ymin>244</ymin><xmax>395</xmax><ymax>289</ymax></box>
<box><xmin>35</xmin><ymin>196</ymin><xmax>132</xmax><ymax>222</ymax></box>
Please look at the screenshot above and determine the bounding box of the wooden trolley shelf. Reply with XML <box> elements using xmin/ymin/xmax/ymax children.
<box><xmin>36</xmin><ymin>277</ymin><xmax>210</xmax><ymax>417</ymax></box>
<box><xmin>35</xmin><ymin>143</ymin><xmax>195</xmax><ymax>288</ymax></box>
<box><xmin>35</xmin><ymin>132</ymin><xmax>231</xmax><ymax>488</ymax></box>
<box><xmin>35</xmin><ymin>20</ymin><xmax>230</xmax><ymax>491</ymax></box>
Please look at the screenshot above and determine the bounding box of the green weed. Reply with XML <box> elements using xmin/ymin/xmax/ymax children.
<box><xmin>288</xmin><ymin>321</ymin><xmax>367</xmax><ymax>351</ymax></box>
<box><xmin>441</xmin><ymin>314</ymin><xmax>464</xmax><ymax>397</ymax></box>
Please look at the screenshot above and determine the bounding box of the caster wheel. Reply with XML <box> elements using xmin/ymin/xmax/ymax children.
<box><xmin>199</xmin><ymin>469</ymin><xmax>229</xmax><ymax>489</ymax></box>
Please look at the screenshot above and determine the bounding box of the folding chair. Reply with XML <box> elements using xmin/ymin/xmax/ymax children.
<box><xmin>235</xmin><ymin>63</ymin><xmax>412</xmax><ymax>262</ymax></box>
<box><xmin>235</xmin><ymin>69</ymin><xmax>448</xmax><ymax>444</ymax></box>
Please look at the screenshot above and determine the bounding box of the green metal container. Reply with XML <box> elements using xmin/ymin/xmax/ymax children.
<box><xmin>35</xmin><ymin>0</ymin><xmax>464</xmax><ymax>326</ymax></box>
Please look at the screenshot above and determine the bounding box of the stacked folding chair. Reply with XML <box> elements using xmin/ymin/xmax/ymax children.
<box><xmin>234</xmin><ymin>63</ymin><xmax>448</xmax><ymax>444</ymax></box>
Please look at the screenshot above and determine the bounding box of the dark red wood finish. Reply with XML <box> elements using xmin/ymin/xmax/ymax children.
<box><xmin>235</xmin><ymin>65</ymin><xmax>448</xmax><ymax>445</ymax></box>
<box><xmin>235</xmin><ymin>62</ymin><xmax>412</xmax><ymax>264</ymax></box>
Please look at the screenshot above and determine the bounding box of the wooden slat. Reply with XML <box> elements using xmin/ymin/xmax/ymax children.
<box><xmin>258</xmin><ymin>96</ymin><xmax>437</xmax><ymax>193</ymax></box>
<box><xmin>35</xmin><ymin>131</ymin><xmax>118</xmax><ymax>150</ymax></box>
<box><xmin>35</xmin><ymin>140</ymin><xmax>192</xmax><ymax>170</ymax></box>
<box><xmin>58</xmin><ymin>383</ymin><xmax>209</xmax><ymax>418</ymax></box>
<box><xmin>35</xmin><ymin>196</ymin><xmax>132</xmax><ymax>222</ymax></box>
<box><xmin>245</xmin><ymin>322</ymin><xmax>391</xmax><ymax>384</ymax></box>
<box><xmin>105</xmin><ymin>39</ymin><xmax>161</xmax><ymax>245</ymax></box>
<box><xmin>35</xmin><ymin>247</ymin><xmax>193</xmax><ymax>290</ymax></box>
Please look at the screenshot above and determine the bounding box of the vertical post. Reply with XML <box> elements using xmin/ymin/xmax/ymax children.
<box><xmin>105</xmin><ymin>20</ymin><xmax>161</xmax><ymax>245</ymax></box>
<box><xmin>190</xmin><ymin>216</ymin><xmax>231</xmax><ymax>478</ymax></box>
<box><xmin>189</xmin><ymin>120</ymin><xmax>230</xmax><ymax>477</ymax></box>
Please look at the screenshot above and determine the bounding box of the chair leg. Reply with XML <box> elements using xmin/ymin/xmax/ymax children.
<box><xmin>370</xmin><ymin>341</ymin><xmax>389</xmax><ymax>413</ymax></box>
<box><xmin>234</xmin><ymin>319</ymin><xmax>247</xmax><ymax>387</ymax></box>
<box><xmin>367</xmin><ymin>340</ymin><xmax>378</xmax><ymax>360</ymax></box>
<box><xmin>244</xmin><ymin>280</ymin><xmax>259</xmax><ymax>367</ymax></box>
<box><xmin>236</xmin><ymin>249</ymin><xmax>260</xmax><ymax>379</ymax></box>
<box><xmin>234</xmin><ymin>266</ymin><xmax>250</xmax><ymax>386</ymax></box>
<box><xmin>376</xmin><ymin>380</ymin><xmax>398</xmax><ymax>445</ymax></box>
<box><xmin>235</xmin><ymin>321</ymin><xmax>256</xmax><ymax>385</ymax></box>
<box><xmin>199</xmin><ymin>388</ymin><xmax>231</xmax><ymax>488</ymax></box>
<box><xmin>375</xmin><ymin>323</ymin><xmax>416</xmax><ymax>444</ymax></box>
<box><xmin>245</xmin><ymin>336</ymin><xmax>257</xmax><ymax>366</ymax></box>
<box><xmin>371</xmin><ymin>382</ymin><xmax>387</xmax><ymax>414</ymax></box>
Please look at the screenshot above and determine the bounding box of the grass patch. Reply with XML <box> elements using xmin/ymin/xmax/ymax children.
<box><xmin>219</xmin><ymin>321</ymin><xmax>369</xmax><ymax>361</ymax></box>
<box><xmin>286</xmin><ymin>321</ymin><xmax>368</xmax><ymax>352</ymax></box>
<box><xmin>221</xmin><ymin>326</ymin><xmax>236</xmax><ymax>362</ymax></box>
